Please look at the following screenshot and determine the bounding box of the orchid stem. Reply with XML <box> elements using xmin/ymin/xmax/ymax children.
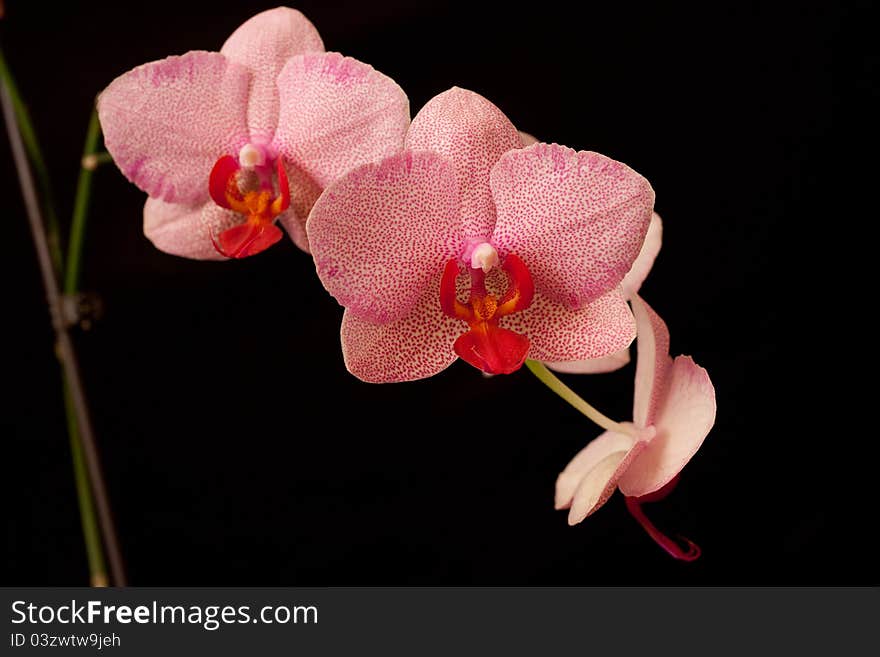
<box><xmin>524</xmin><ymin>360</ymin><xmax>637</xmax><ymax>438</ymax></box>
<box><xmin>2</xmin><ymin>77</ymin><xmax>125</xmax><ymax>586</ymax></box>
<box><xmin>65</xmin><ymin>108</ymin><xmax>101</xmax><ymax>294</ymax></box>
<box><xmin>1</xmin><ymin>44</ymin><xmax>107</xmax><ymax>585</ymax></box>
<box><xmin>62</xmin><ymin>114</ymin><xmax>109</xmax><ymax>582</ymax></box>
<box><xmin>0</xmin><ymin>45</ymin><xmax>64</xmax><ymax>273</ymax></box>
<box><xmin>63</xmin><ymin>379</ymin><xmax>109</xmax><ymax>586</ymax></box>
<box><xmin>61</xmin><ymin>106</ymin><xmax>126</xmax><ymax>584</ymax></box>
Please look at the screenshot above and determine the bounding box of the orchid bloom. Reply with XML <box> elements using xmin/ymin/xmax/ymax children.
<box><xmin>554</xmin><ymin>294</ymin><xmax>716</xmax><ymax>560</ymax></box>
<box><xmin>97</xmin><ymin>7</ymin><xmax>409</xmax><ymax>259</ymax></box>
<box><xmin>307</xmin><ymin>87</ymin><xmax>655</xmax><ymax>382</ymax></box>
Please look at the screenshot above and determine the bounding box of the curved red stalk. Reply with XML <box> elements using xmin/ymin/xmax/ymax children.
<box><xmin>624</xmin><ymin>486</ymin><xmax>701</xmax><ymax>561</ymax></box>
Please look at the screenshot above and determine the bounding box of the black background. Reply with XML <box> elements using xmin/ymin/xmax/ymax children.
<box><xmin>2</xmin><ymin>2</ymin><xmax>858</xmax><ymax>584</ymax></box>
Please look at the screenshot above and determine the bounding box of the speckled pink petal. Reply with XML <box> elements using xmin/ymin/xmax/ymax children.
<box><xmin>519</xmin><ymin>131</ymin><xmax>538</xmax><ymax>147</ymax></box>
<box><xmin>500</xmin><ymin>288</ymin><xmax>635</xmax><ymax>363</ymax></box>
<box><xmin>98</xmin><ymin>51</ymin><xmax>251</xmax><ymax>205</ymax></box>
<box><xmin>276</xmin><ymin>161</ymin><xmax>323</xmax><ymax>253</ymax></box>
<box><xmin>619</xmin><ymin>356</ymin><xmax>716</xmax><ymax>498</ymax></box>
<box><xmin>631</xmin><ymin>294</ymin><xmax>672</xmax><ymax>428</ymax></box>
<box><xmin>491</xmin><ymin>143</ymin><xmax>654</xmax><ymax>309</ymax></box>
<box><xmin>544</xmin><ymin>348</ymin><xmax>631</xmax><ymax>374</ymax></box>
<box><xmin>555</xmin><ymin>430</ymin><xmax>634</xmax><ymax>510</ymax></box>
<box><xmin>307</xmin><ymin>151</ymin><xmax>463</xmax><ymax>323</ymax></box>
<box><xmin>220</xmin><ymin>7</ymin><xmax>324</xmax><ymax>138</ymax></box>
<box><xmin>340</xmin><ymin>281</ymin><xmax>461</xmax><ymax>383</ymax></box>
<box><xmin>621</xmin><ymin>211</ymin><xmax>663</xmax><ymax>299</ymax></box>
<box><xmin>406</xmin><ymin>87</ymin><xmax>521</xmax><ymax>239</ymax></box>
<box><xmin>273</xmin><ymin>52</ymin><xmax>409</xmax><ymax>195</ymax></box>
<box><xmin>143</xmin><ymin>198</ymin><xmax>224</xmax><ymax>260</ymax></box>
<box><xmin>567</xmin><ymin>438</ymin><xmax>650</xmax><ymax>525</ymax></box>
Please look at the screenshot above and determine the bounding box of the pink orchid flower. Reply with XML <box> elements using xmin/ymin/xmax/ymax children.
<box><xmin>554</xmin><ymin>294</ymin><xmax>716</xmax><ymax>560</ymax></box>
<box><xmin>307</xmin><ymin>87</ymin><xmax>655</xmax><ymax>382</ymax></box>
<box><xmin>97</xmin><ymin>7</ymin><xmax>409</xmax><ymax>259</ymax></box>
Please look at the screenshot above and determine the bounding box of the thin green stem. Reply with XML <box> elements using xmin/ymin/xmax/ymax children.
<box><xmin>65</xmin><ymin>109</ymin><xmax>102</xmax><ymax>295</ymax></box>
<box><xmin>63</xmin><ymin>380</ymin><xmax>108</xmax><ymax>586</ymax></box>
<box><xmin>61</xmin><ymin>107</ymin><xmax>125</xmax><ymax>584</ymax></box>
<box><xmin>525</xmin><ymin>360</ymin><xmax>638</xmax><ymax>438</ymax></box>
<box><xmin>1</xmin><ymin>55</ymin><xmax>115</xmax><ymax>586</ymax></box>
<box><xmin>0</xmin><ymin>45</ymin><xmax>63</xmax><ymax>274</ymax></box>
<box><xmin>63</xmin><ymin>107</ymin><xmax>126</xmax><ymax>585</ymax></box>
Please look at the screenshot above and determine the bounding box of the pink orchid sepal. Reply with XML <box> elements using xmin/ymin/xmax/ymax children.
<box><xmin>521</xmin><ymin>128</ymin><xmax>662</xmax><ymax>376</ymax></box>
<box><xmin>97</xmin><ymin>7</ymin><xmax>410</xmax><ymax>260</ymax></box>
<box><xmin>307</xmin><ymin>87</ymin><xmax>655</xmax><ymax>382</ymax></box>
<box><xmin>553</xmin><ymin>294</ymin><xmax>716</xmax><ymax>559</ymax></box>
<box><xmin>545</xmin><ymin>210</ymin><xmax>663</xmax><ymax>374</ymax></box>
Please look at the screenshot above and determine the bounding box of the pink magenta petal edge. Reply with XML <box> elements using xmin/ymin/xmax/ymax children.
<box><xmin>97</xmin><ymin>51</ymin><xmax>251</xmax><ymax>205</ymax></box>
<box><xmin>618</xmin><ymin>355</ymin><xmax>716</xmax><ymax>497</ymax></box>
<box><xmin>490</xmin><ymin>143</ymin><xmax>655</xmax><ymax>310</ymax></box>
<box><xmin>406</xmin><ymin>87</ymin><xmax>521</xmax><ymax>240</ymax></box>
<box><xmin>307</xmin><ymin>150</ymin><xmax>463</xmax><ymax>324</ymax></box>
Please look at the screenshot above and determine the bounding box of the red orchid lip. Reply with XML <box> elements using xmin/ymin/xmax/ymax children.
<box><xmin>207</xmin><ymin>154</ymin><xmax>290</xmax><ymax>259</ymax></box>
<box><xmin>440</xmin><ymin>252</ymin><xmax>534</xmax><ymax>375</ymax></box>
<box><xmin>209</xmin><ymin>222</ymin><xmax>284</xmax><ymax>259</ymax></box>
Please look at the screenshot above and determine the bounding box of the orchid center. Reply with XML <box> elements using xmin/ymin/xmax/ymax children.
<box><xmin>238</xmin><ymin>143</ymin><xmax>266</xmax><ymax>168</ymax></box>
<box><xmin>206</xmin><ymin>146</ymin><xmax>290</xmax><ymax>258</ymax></box>
<box><xmin>440</xmin><ymin>250</ymin><xmax>535</xmax><ymax>375</ymax></box>
<box><xmin>470</xmin><ymin>242</ymin><xmax>499</xmax><ymax>273</ymax></box>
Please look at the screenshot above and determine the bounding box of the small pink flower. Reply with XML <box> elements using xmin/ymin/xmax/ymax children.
<box><xmin>307</xmin><ymin>87</ymin><xmax>655</xmax><ymax>382</ymax></box>
<box><xmin>97</xmin><ymin>7</ymin><xmax>409</xmax><ymax>259</ymax></box>
<box><xmin>554</xmin><ymin>294</ymin><xmax>716</xmax><ymax>559</ymax></box>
